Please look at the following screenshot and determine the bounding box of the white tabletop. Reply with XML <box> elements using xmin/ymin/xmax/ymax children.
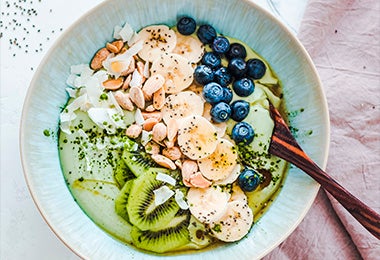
<box><xmin>0</xmin><ymin>0</ymin><xmax>308</xmax><ymax>259</ymax></box>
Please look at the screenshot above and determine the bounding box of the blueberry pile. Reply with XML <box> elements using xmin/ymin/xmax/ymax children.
<box><xmin>177</xmin><ymin>16</ymin><xmax>268</xmax><ymax>192</ymax></box>
<box><xmin>177</xmin><ymin>17</ymin><xmax>267</xmax><ymax>147</ymax></box>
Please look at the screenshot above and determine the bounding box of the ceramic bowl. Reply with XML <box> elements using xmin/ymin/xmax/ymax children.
<box><xmin>20</xmin><ymin>0</ymin><xmax>329</xmax><ymax>259</ymax></box>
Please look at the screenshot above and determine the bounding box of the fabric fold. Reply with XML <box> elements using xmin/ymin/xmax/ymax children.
<box><xmin>264</xmin><ymin>0</ymin><xmax>380</xmax><ymax>259</ymax></box>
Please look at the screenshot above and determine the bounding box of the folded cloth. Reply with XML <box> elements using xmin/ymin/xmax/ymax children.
<box><xmin>264</xmin><ymin>0</ymin><xmax>380</xmax><ymax>259</ymax></box>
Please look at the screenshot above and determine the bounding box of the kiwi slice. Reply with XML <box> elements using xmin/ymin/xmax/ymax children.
<box><xmin>113</xmin><ymin>158</ymin><xmax>135</xmax><ymax>189</ymax></box>
<box><xmin>115</xmin><ymin>179</ymin><xmax>134</xmax><ymax>223</ymax></box>
<box><xmin>187</xmin><ymin>216</ymin><xmax>214</xmax><ymax>248</ymax></box>
<box><xmin>127</xmin><ymin>169</ymin><xmax>180</xmax><ymax>231</ymax></box>
<box><xmin>122</xmin><ymin>149</ymin><xmax>158</xmax><ymax>177</ymax></box>
<box><xmin>131</xmin><ymin>211</ymin><xmax>191</xmax><ymax>253</ymax></box>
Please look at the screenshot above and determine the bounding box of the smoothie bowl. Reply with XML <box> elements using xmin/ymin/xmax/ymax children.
<box><xmin>20</xmin><ymin>0</ymin><xmax>329</xmax><ymax>259</ymax></box>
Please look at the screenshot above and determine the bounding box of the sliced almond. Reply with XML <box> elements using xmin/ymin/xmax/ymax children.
<box><xmin>143</xmin><ymin>117</ymin><xmax>159</xmax><ymax>131</ymax></box>
<box><xmin>162</xmin><ymin>146</ymin><xmax>182</xmax><ymax>161</ymax></box>
<box><xmin>122</xmin><ymin>74</ymin><xmax>132</xmax><ymax>90</ymax></box>
<box><xmin>103</xmin><ymin>77</ymin><xmax>123</xmax><ymax>90</ymax></box>
<box><xmin>129</xmin><ymin>86</ymin><xmax>145</xmax><ymax>109</ymax></box>
<box><xmin>151</xmin><ymin>154</ymin><xmax>176</xmax><ymax>170</ymax></box>
<box><xmin>152</xmin><ymin>122</ymin><xmax>167</xmax><ymax>142</ymax></box>
<box><xmin>145</xmin><ymin>140</ymin><xmax>160</xmax><ymax>155</ymax></box>
<box><xmin>90</xmin><ymin>47</ymin><xmax>110</xmax><ymax>70</ymax></box>
<box><xmin>126</xmin><ymin>124</ymin><xmax>142</xmax><ymax>139</ymax></box>
<box><xmin>153</xmin><ymin>87</ymin><xmax>166</xmax><ymax>110</ymax></box>
<box><xmin>166</xmin><ymin>118</ymin><xmax>178</xmax><ymax>142</ymax></box>
<box><xmin>106</xmin><ymin>40</ymin><xmax>124</xmax><ymax>53</ymax></box>
<box><xmin>141</xmin><ymin>111</ymin><xmax>162</xmax><ymax>121</ymax></box>
<box><xmin>114</xmin><ymin>91</ymin><xmax>134</xmax><ymax>111</ymax></box>
<box><xmin>145</xmin><ymin>105</ymin><xmax>156</xmax><ymax>112</ymax></box>
<box><xmin>142</xmin><ymin>74</ymin><xmax>165</xmax><ymax>99</ymax></box>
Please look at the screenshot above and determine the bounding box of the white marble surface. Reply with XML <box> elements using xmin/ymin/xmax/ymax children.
<box><xmin>0</xmin><ymin>0</ymin><xmax>308</xmax><ymax>259</ymax></box>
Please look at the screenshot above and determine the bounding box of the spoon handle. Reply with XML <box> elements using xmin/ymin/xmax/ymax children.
<box><xmin>269</xmin><ymin>105</ymin><xmax>380</xmax><ymax>239</ymax></box>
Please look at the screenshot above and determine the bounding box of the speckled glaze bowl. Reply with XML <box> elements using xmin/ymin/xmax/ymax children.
<box><xmin>20</xmin><ymin>0</ymin><xmax>329</xmax><ymax>259</ymax></box>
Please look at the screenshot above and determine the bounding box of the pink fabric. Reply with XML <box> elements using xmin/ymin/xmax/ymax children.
<box><xmin>264</xmin><ymin>0</ymin><xmax>380</xmax><ymax>259</ymax></box>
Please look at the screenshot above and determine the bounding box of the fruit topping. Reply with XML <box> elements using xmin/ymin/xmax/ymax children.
<box><xmin>177</xmin><ymin>16</ymin><xmax>197</xmax><ymax>35</ymax></box>
<box><xmin>238</xmin><ymin>168</ymin><xmax>261</xmax><ymax>192</ymax></box>
<box><xmin>194</xmin><ymin>65</ymin><xmax>214</xmax><ymax>85</ymax></box>
<box><xmin>210</xmin><ymin>102</ymin><xmax>231</xmax><ymax>123</ymax></box>
<box><xmin>232</xmin><ymin>77</ymin><xmax>255</xmax><ymax>97</ymax></box>
<box><xmin>230</xmin><ymin>100</ymin><xmax>250</xmax><ymax>122</ymax></box>
<box><xmin>226</xmin><ymin>42</ymin><xmax>247</xmax><ymax>60</ymax></box>
<box><xmin>246</xmin><ymin>58</ymin><xmax>266</xmax><ymax>79</ymax></box>
<box><xmin>228</xmin><ymin>57</ymin><xmax>247</xmax><ymax>78</ymax></box>
<box><xmin>196</xmin><ymin>24</ymin><xmax>217</xmax><ymax>44</ymax></box>
<box><xmin>202</xmin><ymin>82</ymin><xmax>224</xmax><ymax>104</ymax></box>
<box><xmin>231</xmin><ymin>121</ymin><xmax>255</xmax><ymax>144</ymax></box>
<box><xmin>201</xmin><ymin>52</ymin><xmax>221</xmax><ymax>69</ymax></box>
<box><xmin>212</xmin><ymin>36</ymin><xmax>230</xmax><ymax>54</ymax></box>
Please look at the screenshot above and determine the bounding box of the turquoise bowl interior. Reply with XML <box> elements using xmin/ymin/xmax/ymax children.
<box><xmin>20</xmin><ymin>0</ymin><xmax>329</xmax><ymax>259</ymax></box>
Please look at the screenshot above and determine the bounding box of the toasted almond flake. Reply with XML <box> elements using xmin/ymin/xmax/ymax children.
<box><xmin>153</xmin><ymin>87</ymin><xmax>166</xmax><ymax>110</ymax></box>
<box><xmin>129</xmin><ymin>86</ymin><xmax>145</xmax><ymax>109</ymax></box>
<box><xmin>151</xmin><ymin>154</ymin><xmax>176</xmax><ymax>170</ymax></box>
<box><xmin>143</xmin><ymin>117</ymin><xmax>159</xmax><ymax>131</ymax></box>
<box><xmin>122</xmin><ymin>74</ymin><xmax>132</xmax><ymax>89</ymax></box>
<box><xmin>142</xmin><ymin>74</ymin><xmax>165</xmax><ymax>98</ymax></box>
<box><xmin>144</xmin><ymin>140</ymin><xmax>160</xmax><ymax>155</ymax></box>
<box><xmin>121</xmin><ymin>58</ymin><xmax>135</xmax><ymax>76</ymax></box>
<box><xmin>141</xmin><ymin>111</ymin><xmax>162</xmax><ymax>121</ymax></box>
<box><xmin>162</xmin><ymin>146</ymin><xmax>182</xmax><ymax>161</ymax></box>
<box><xmin>126</xmin><ymin>124</ymin><xmax>142</xmax><ymax>139</ymax></box>
<box><xmin>102</xmin><ymin>78</ymin><xmax>124</xmax><ymax>90</ymax></box>
<box><xmin>156</xmin><ymin>172</ymin><xmax>176</xmax><ymax>186</ymax></box>
<box><xmin>153</xmin><ymin>186</ymin><xmax>174</xmax><ymax>206</ymax></box>
<box><xmin>114</xmin><ymin>91</ymin><xmax>134</xmax><ymax>111</ymax></box>
<box><xmin>145</xmin><ymin>105</ymin><xmax>156</xmax><ymax>112</ymax></box>
<box><xmin>152</xmin><ymin>123</ymin><xmax>167</xmax><ymax>142</ymax></box>
<box><xmin>166</xmin><ymin>118</ymin><xmax>178</xmax><ymax>142</ymax></box>
<box><xmin>90</xmin><ymin>48</ymin><xmax>110</xmax><ymax>70</ymax></box>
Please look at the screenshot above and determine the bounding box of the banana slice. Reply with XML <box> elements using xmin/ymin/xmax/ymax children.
<box><xmin>197</xmin><ymin>138</ymin><xmax>238</xmax><ymax>181</ymax></box>
<box><xmin>172</xmin><ymin>32</ymin><xmax>204</xmax><ymax>63</ymax></box>
<box><xmin>162</xmin><ymin>91</ymin><xmax>204</xmax><ymax>124</ymax></box>
<box><xmin>187</xmin><ymin>185</ymin><xmax>231</xmax><ymax>223</ymax></box>
<box><xmin>137</xmin><ymin>25</ymin><xmax>177</xmax><ymax>62</ymax></box>
<box><xmin>177</xmin><ymin>115</ymin><xmax>218</xmax><ymax>160</ymax></box>
<box><xmin>214</xmin><ymin>164</ymin><xmax>241</xmax><ymax>185</ymax></box>
<box><xmin>150</xmin><ymin>53</ymin><xmax>194</xmax><ymax>93</ymax></box>
<box><xmin>209</xmin><ymin>200</ymin><xmax>253</xmax><ymax>242</ymax></box>
<box><xmin>202</xmin><ymin>102</ymin><xmax>227</xmax><ymax>138</ymax></box>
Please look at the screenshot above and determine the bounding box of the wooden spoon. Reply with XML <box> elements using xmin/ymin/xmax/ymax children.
<box><xmin>268</xmin><ymin>103</ymin><xmax>380</xmax><ymax>239</ymax></box>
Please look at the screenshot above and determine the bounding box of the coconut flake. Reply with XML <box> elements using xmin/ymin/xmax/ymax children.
<box><xmin>129</xmin><ymin>69</ymin><xmax>143</xmax><ymax>87</ymax></box>
<box><xmin>113</xmin><ymin>25</ymin><xmax>123</xmax><ymax>39</ymax></box>
<box><xmin>156</xmin><ymin>172</ymin><xmax>176</xmax><ymax>186</ymax></box>
<box><xmin>118</xmin><ymin>22</ymin><xmax>134</xmax><ymax>43</ymax></box>
<box><xmin>143</xmin><ymin>61</ymin><xmax>150</xmax><ymax>78</ymax></box>
<box><xmin>153</xmin><ymin>185</ymin><xmax>174</xmax><ymax>206</ymax></box>
<box><xmin>140</xmin><ymin>130</ymin><xmax>152</xmax><ymax>146</ymax></box>
<box><xmin>175</xmin><ymin>189</ymin><xmax>189</xmax><ymax>210</ymax></box>
<box><xmin>134</xmin><ymin>108</ymin><xmax>145</xmax><ymax>125</ymax></box>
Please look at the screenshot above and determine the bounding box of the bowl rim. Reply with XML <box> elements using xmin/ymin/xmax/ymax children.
<box><xmin>20</xmin><ymin>0</ymin><xmax>330</xmax><ymax>259</ymax></box>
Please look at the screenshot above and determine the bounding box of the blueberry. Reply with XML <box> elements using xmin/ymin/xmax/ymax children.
<box><xmin>201</xmin><ymin>52</ymin><xmax>221</xmax><ymax>69</ymax></box>
<box><xmin>231</xmin><ymin>122</ymin><xmax>254</xmax><ymax>144</ymax></box>
<box><xmin>238</xmin><ymin>168</ymin><xmax>261</xmax><ymax>192</ymax></box>
<box><xmin>214</xmin><ymin>67</ymin><xmax>233</xmax><ymax>87</ymax></box>
<box><xmin>197</xmin><ymin>24</ymin><xmax>217</xmax><ymax>44</ymax></box>
<box><xmin>246</xmin><ymin>58</ymin><xmax>266</xmax><ymax>79</ymax></box>
<box><xmin>212</xmin><ymin>36</ymin><xmax>230</xmax><ymax>55</ymax></box>
<box><xmin>177</xmin><ymin>16</ymin><xmax>197</xmax><ymax>35</ymax></box>
<box><xmin>221</xmin><ymin>87</ymin><xmax>233</xmax><ymax>104</ymax></box>
<box><xmin>226</xmin><ymin>42</ymin><xmax>247</xmax><ymax>60</ymax></box>
<box><xmin>230</xmin><ymin>100</ymin><xmax>250</xmax><ymax>121</ymax></box>
<box><xmin>202</xmin><ymin>82</ymin><xmax>224</xmax><ymax>104</ymax></box>
<box><xmin>194</xmin><ymin>65</ymin><xmax>214</xmax><ymax>85</ymax></box>
<box><xmin>228</xmin><ymin>58</ymin><xmax>247</xmax><ymax>78</ymax></box>
<box><xmin>232</xmin><ymin>77</ymin><xmax>255</xmax><ymax>97</ymax></box>
<box><xmin>210</xmin><ymin>102</ymin><xmax>231</xmax><ymax>123</ymax></box>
